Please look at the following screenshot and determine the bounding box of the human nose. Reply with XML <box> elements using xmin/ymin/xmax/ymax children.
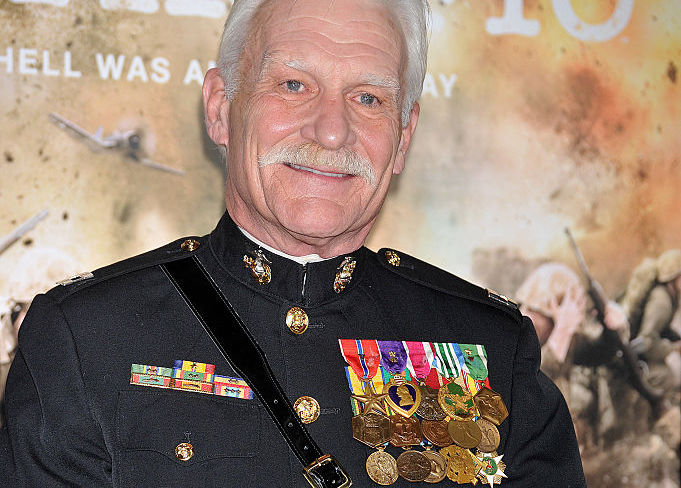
<box><xmin>300</xmin><ymin>95</ymin><xmax>356</xmax><ymax>149</ymax></box>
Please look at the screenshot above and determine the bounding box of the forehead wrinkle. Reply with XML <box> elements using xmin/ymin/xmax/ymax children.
<box><xmin>278</xmin><ymin>30</ymin><xmax>401</xmax><ymax>71</ymax></box>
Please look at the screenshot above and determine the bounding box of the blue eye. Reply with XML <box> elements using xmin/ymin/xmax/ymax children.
<box><xmin>359</xmin><ymin>93</ymin><xmax>378</xmax><ymax>106</ymax></box>
<box><xmin>284</xmin><ymin>80</ymin><xmax>304</xmax><ymax>92</ymax></box>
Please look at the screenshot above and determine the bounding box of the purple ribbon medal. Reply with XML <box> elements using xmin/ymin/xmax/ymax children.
<box><xmin>378</xmin><ymin>341</ymin><xmax>421</xmax><ymax>417</ymax></box>
<box><xmin>378</xmin><ymin>340</ymin><xmax>408</xmax><ymax>375</ymax></box>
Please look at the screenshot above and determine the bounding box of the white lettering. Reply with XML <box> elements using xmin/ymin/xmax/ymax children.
<box><xmin>19</xmin><ymin>48</ymin><xmax>38</xmax><ymax>75</ymax></box>
<box><xmin>126</xmin><ymin>56</ymin><xmax>149</xmax><ymax>82</ymax></box>
<box><xmin>96</xmin><ymin>53</ymin><xmax>125</xmax><ymax>80</ymax></box>
<box><xmin>9</xmin><ymin>0</ymin><xmax>68</xmax><ymax>5</ymax></box>
<box><xmin>64</xmin><ymin>51</ymin><xmax>81</xmax><ymax>78</ymax></box>
<box><xmin>0</xmin><ymin>48</ymin><xmax>13</xmax><ymax>73</ymax></box>
<box><xmin>99</xmin><ymin>0</ymin><xmax>159</xmax><ymax>13</ymax></box>
<box><xmin>207</xmin><ymin>60</ymin><xmax>216</xmax><ymax>70</ymax></box>
<box><xmin>183</xmin><ymin>59</ymin><xmax>205</xmax><ymax>85</ymax></box>
<box><xmin>439</xmin><ymin>73</ymin><xmax>458</xmax><ymax>98</ymax></box>
<box><xmin>164</xmin><ymin>0</ymin><xmax>226</xmax><ymax>18</ymax></box>
<box><xmin>150</xmin><ymin>57</ymin><xmax>170</xmax><ymax>83</ymax></box>
<box><xmin>486</xmin><ymin>0</ymin><xmax>540</xmax><ymax>36</ymax></box>
<box><xmin>422</xmin><ymin>73</ymin><xmax>438</xmax><ymax>98</ymax></box>
<box><xmin>42</xmin><ymin>50</ymin><xmax>60</xmax><ymax>76</ymax></box>
<box><xmin>552</xmin><ymin>0</ymin><xmax>634</xmax><ymax>42</ymax></box>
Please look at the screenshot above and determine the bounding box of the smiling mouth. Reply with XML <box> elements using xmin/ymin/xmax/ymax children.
<box><xmin>285</xmin><ymin>162</ymin><xmax>350</xmax><ymax>179</ymax></box>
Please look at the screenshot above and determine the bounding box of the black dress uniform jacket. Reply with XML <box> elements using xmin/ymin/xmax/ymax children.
<box><xmin>0</xmin><ymin>212</ymin><xmax>585</xmax><ymax>487</ymax></box>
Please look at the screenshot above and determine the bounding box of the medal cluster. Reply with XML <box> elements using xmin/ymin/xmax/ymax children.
<box><xmin>339</xmin><ymin>340</ymin><xmax>508</xmax><ymax>486</ymax></box>
<box><xmin>354</xmin><ymin>377</ymin><xmax>508</xmax><ymax>485</ymax></box>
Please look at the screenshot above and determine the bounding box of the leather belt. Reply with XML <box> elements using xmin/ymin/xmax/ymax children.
<box><xmin>162</xmin><ymin>256</ymin><xmax>351</xmax><ymax>488</ymax></box>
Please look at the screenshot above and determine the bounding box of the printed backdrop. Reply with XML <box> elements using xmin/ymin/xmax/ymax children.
<box><xmin>1</xmin><ymin>1</ymin><xmax>679</xmax><ymax>486</ymax></box>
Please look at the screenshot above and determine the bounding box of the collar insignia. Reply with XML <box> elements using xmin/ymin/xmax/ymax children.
<box><xmin>243</xmin><ymin>249</ymin><xmax>272</xmax><ymax>284</ymax></box>
<box><xmin>334</xmin><ymin>256</ymin><xmax>356</xmax><ymax>293</ymax></box>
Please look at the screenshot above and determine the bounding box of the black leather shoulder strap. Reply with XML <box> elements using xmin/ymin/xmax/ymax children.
<box><xmin>161</xmin><ymin>256</ymin><xmax>350</xmax><ymax>488</ymax></box>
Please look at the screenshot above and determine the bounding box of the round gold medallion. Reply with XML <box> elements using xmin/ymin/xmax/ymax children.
<box><xmin>438</xmin><ymin>381</ymin><xmax>476</xmax><ymax>420</ymax></box>
<box><xmin>475</xmin><ymin>418</ymin><xmax>501</xmax><ymax>452</ymax></box>
<box><xmin>294</xmin><ymin>396</ymin><xmax>320</xmax><ymax>424</ymax></box>
<box><xmin>366</xmin><ymin>449</ymin><xmax>399</xmax><ymax>485</ymax></box>
<box><xmin>396</xmin><ymin>450</ymin><xmax>431</xmax><ymax>482</ymax></box>
<box><xmin>422</xmin><ymin>419</ymin><xmax>453</xmax><ymax>447</ymax></box>
<box><xmin>174</xmin><ymin>442</ymin><xmax>194</xmax><ymax>461</ymax></box>
<box><xmin>448</xmin><ymin>419</ymin><xmax>482</xmax><ymax>449</ymax></box>
<box><xmin>285</xmin><ymin>307</ymin><xmax>309</xmax><ymax>335</ymax></box>
<box><xmin>422</xmin><ymin>449</ymin><xmax>448</xmax><ymax>483</ymax></box>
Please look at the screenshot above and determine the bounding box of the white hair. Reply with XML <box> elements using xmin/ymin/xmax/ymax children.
<box><xmin>217</xmin><ymin>0</ymin><xmax>430</xmax><ymax>127</ymax></box>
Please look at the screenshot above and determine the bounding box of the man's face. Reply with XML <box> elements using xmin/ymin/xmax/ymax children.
<box><xmin>206</xmin><ymin>0</ymin><xmax>419</xmax><ymax>255</ymax></box>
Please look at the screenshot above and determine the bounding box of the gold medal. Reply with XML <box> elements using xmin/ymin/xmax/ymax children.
<box><xmin>388</xmin><ymin>414</ymin><xmax>423</xmax><ymax>447</ymax></box>
<box><xmin>475</xmin><ymin>418</ymin><xmax>501</xmax><ymax>453</ymax></box>
<box><xmin>383</xmin><ymin>374</ymin><xmax>421</xmax><ymax>417</ymax></box>
<box><xmin>366</xmin><ymin>448</ymin><xmax>399</xmax><ymax>485</ymax></box>
<box><xmin>416</xmin><ymin>384</ymin><xmax>447</xmax><ymax>421</ymax></box>
<box><xmin>351</xmin><ymin>379</ymin><xmax>388</xmax><ymax>415</ymax></box>
<box><xmin>440</xmin><ymin>445</ymin><xmax>480</xmax><ymax>485</ymax></box>
<box><xmin>421</xmin><ymin>419</ymin><xmax>453</xmax><ymax>447</ymax></box>
<box><xmin>396</xmin><ymin>450</ymin><xmax>431</xmax><ymax>482</ymax></box>
<box><xmin>448</xmin><ymin>419</ymin><xmax>483</xmax><ymax>449</ymax></box>
<box><xmin>473</xmin><ymin>387</ymin><xmax>508</xmax><ymax>426</ymax></box>
<box><xmin>438</xmin><ymin>378</ymin><xmax>477</xmax><ymax>420</ymax></box>
<box><xmin>422</xmin><ymin>448</ymin><xmax>448</xmax><ymax>483</ymax></box>
<box><xmin>352</xmin><ymin>412</ymin><xmax>392</xmax><ymax>448</ymax></box>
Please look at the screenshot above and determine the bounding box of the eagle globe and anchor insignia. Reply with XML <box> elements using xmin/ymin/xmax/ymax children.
<box><xmin>243</xmin><ymin>249</ymin><xmax>272</xmax><ymax>284</ymax></box>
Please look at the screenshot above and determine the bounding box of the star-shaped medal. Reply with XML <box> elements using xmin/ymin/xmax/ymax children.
<box><xmin>476</xmin><ymin>453</ymin><xmax>507</xmax><ymax>486</ymax></box>
<box><xmin>351</xmin><ymin>379</ymin><xmax>387</xmax><ymax>415</ymax></box>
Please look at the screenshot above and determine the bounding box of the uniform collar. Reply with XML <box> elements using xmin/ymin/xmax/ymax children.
<box><xmin>207</xmin><ymin>211</ymin><xmax>367</xmax><ymax>307</ymax></box>
<box><xmin>237</xmin><ymin>227</ymin><xmax>328</xmax><ymax>265</ymax></box>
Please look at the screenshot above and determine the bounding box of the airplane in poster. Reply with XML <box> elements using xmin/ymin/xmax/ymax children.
<box><xmin>0</xmin><ymin>209</ymin><xmax>49</xmax><ymax>256</ymax></box>
<box><xmin>48</xmin><ymin>113</ymin><xmax>185</xmax><ymax>175</ymax></box>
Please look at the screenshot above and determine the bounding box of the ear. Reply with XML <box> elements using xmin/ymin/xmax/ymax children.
<box><xmin>202</xmin><ymin>68</ymin><xmax>231</xmax><ymax>147</ymax></box>
<box><xmin>393</xmin><ymin>102</ymin><xmax>420</xmax><ymax>175</ymax></box>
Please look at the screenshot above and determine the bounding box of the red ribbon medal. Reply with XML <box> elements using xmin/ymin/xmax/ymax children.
<box><xmin>339</xmin><ymin>339</ymin><xmax>381</xmax><ymax>379</ymax></box>
<box><xmin>404</xmin><ymin>341</ymin><xmax>436</xmax><ymax>379</ymax></box>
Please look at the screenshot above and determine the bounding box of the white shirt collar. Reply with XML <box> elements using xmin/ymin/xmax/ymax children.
<box><xmin>238</xmin><ymin>227</ymin><xmax>330</xmax><ymax>265</ymax></box>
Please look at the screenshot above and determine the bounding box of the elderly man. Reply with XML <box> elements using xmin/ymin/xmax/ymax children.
<box><xmin>1</xmin><ymin>0</ymin><xmax>584</xmax><ymax>486</ymax></box>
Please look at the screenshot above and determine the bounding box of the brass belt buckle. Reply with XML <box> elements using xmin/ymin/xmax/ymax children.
<box><xmin>303</xmin><ymin>454</ymin><xmax>352</xmax><ymax>488</ymax></box>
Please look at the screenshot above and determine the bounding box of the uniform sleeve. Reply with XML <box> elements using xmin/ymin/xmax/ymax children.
<box><xmin>1</xmin><ymin>294</ymin><xmax>112</xmax><ymax>486</ymax></box>
<box><xmin>503</xmin><ymin>315</ymin><xmax>586</xmax><ymax>487</ymax></box>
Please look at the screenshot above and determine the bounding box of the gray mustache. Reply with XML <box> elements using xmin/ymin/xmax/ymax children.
<box><xmin>258</xmin><ymin>143</ymin><xmax>376</xmax><ymax>187</ymax></box>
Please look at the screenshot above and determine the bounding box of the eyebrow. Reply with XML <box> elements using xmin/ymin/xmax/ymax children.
<box><xmin>259</xmin><ymin>52</ymin><xmax>401</xmax><ymax>97</ymax></box>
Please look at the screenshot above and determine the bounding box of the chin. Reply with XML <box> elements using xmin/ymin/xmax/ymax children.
<box><xmin>274</xmin><ymin>199</ymin><xmax>358</xmax><ymax>241</ymax></box>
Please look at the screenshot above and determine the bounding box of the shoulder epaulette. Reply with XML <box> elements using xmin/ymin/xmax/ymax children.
<box><xmin>376</xmin><ymin>247</ymin><xmax>522</xmax><ymax>324</ymax></box>
<box><xmin>45</xmin><ymin>236</ymin><xmax>204</xmax><ymax>302</ymax></box>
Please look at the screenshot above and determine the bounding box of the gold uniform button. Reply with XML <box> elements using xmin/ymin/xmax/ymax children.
<box><xmin>175</xmin><ymin>442</ymin><xmax>194</xmax><ymax>461</ymax></box>
<box><xmin>294</xmin><ymin>396</ymin><xmax>320</xmax><ymax>424</ymax></box>
<box><xmin>181</xmin><ymin>239</ymin><xmax>201</xmax><ymax>252</ymax></box>
<box><xmin>286</xmin><ymin>307</ymin><xmax>309</xmax><ymax>335</ymax></box>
